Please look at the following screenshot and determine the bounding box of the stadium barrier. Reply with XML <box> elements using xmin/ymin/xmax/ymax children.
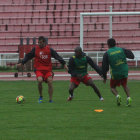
<box><xmin>0</xmin><ymin>51</ymin><xmax>140</xmax><ymax>68</ymax></box>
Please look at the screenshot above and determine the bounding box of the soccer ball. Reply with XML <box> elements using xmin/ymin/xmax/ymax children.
<box><xmin>16</xmin><ymin>95</ymin><xmax>25</xmax><ymax>104</ymax></box>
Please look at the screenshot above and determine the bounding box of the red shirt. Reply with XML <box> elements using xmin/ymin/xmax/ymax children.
<box><xmin>34</xmin><ymin>45</ymin><xmax>52</xmax><ymax>71</ymax></box>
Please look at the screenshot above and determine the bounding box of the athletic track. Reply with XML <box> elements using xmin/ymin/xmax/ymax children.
<box><xmin>0</xmin><ymin>71</ymin><xmax>140</xmax><ymax>81</ymax></box>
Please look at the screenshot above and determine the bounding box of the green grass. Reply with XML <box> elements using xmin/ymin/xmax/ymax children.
<box><xmin>0</xmin><ymin>80</ymin><xmax>140</xmax><ymax>140</ymax></box>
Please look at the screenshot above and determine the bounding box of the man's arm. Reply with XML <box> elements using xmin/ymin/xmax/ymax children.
<box><xmin>68</xmin><ymin>57</ymin><xmax>77</xmax><ymax>77</ymax></box>
<box><xmin>50</xmin><ymin>48</ymin><xmax>66</xmax><ymax>65</ymax></box>
<box><xmin>21</xmin><ymin>47</ymin><xmax>35</xmax><ymax>64</ymax></box>
<box><xmin>101</xmin><ymin>52</ymin><xmax>109</xmax><ymax>80</ymax></box>
<box><xmin>122</xmin><ymin>48</ymin><xmax>135</xmax><ymax>59</ymax></box>
<box><xmin>86</xmin><ymin>56</ymin><xmax>103</xmax><ymax>77</ymax></box>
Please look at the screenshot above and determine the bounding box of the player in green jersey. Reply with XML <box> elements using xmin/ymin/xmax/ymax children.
<box><xmin>67</xmin><ymin>46</ymin><xmax>104</xmax><ymax>102</ymax></box>
<box><xmin>102</xmin><ymin>38</ymin><xmax>134</xmax><ymax>106</ymax></box>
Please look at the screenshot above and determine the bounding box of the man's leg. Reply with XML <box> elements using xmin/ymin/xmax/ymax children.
<box><xmin>68</xmin><ymin>82</ymin><xmax>78</xmax><ymax>101</ymax></box>
<box><xmin>122</xmin><ymin>85</ymin><xmax>130</xmax><ymax>97</ymax></box>
<box><xmin>111</xmin><ymin>87</ymin><xmax>122</xmax><ymax>106</ymax></box>
<box><xmin>121</xmin><ymin>78</ymin><xmax>130</xmax><ymax>97</ymax></box>
<box><xmin>111</xmin><ymin>87</ymin><xmax>118</xmax><ymax>96</ymax></box>
<box><xmin>87</xmin><ymin>79</ymin><xmax>104</xmax><ymax>101</ymax></box>
<box><xmin>37</xmin><ymin>76</ymin><xmax>43</xmax><ymax>103</ymax></box>
<box><xmin>111</xmin><ymin>87</ymin><xmax>121</xmax><ymax>106</ymax></box>
<box><xmin>110</xmin><ymin>79</ymin><xmax>121</xmax><ymax>106</ymax></box>
<box><xmin>122</xmin><ymin>85</ymin><xmax>132</xmax><ymax>106</ymax></box>
<box><xmin>47</xmin><ymin>76</ymin><xmax>53</xmax><ymax>102</ymax></box>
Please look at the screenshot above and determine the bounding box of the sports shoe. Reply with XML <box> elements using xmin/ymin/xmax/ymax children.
<box><xmin>126</xmin><ymin>97</ymin><xmax>132</xmax><ymax>107</ymax></box>
<box><xmin>38</xmin><ymin>97</ymin><xmax>43</xmax><ymax>103</ymax></box>
<box><xmin>49</xmin><ymin>100</ymin><xmax>53</xmax><ymax>103</ymax></box>
<box><xmin>100</xmin><ymin>97</ymin><xmax>104</xmax><ymax>101</ymax></box>
<box><xmin>67</xmin><ymin>96</ymin><xmax>73</xmax><ymax>101</ymax></box>
<box><xmin>116</xmin><ymin>95</ymin><xmax>121</xmax><ymax>106</ymax></box>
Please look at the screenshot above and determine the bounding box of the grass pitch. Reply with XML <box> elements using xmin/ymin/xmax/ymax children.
<box><xmin>0</xmin><ymin>80</ymin><xmax>140</xmax><ymax>140</ymax></box>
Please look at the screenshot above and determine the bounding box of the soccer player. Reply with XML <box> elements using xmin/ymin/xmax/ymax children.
<box><xmin>17</xmin><ymin>36</ymin><xmax>68</xmax><ymax>103</ymax></box>
<box><xmin>67</xmin><ymin>46</ymin><xmax>104</xmax><ymax>101</ymax></box>
<box><xmin>102</xmin><ymin>38</ymin><xmax>134</xmax><ymax>106</ymax></box>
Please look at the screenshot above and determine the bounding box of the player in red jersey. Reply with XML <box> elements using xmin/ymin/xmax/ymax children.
<box><xmin>17</xmin><ymin>36</ymin><xmax>68</xmax><ymax>103</ymax></box>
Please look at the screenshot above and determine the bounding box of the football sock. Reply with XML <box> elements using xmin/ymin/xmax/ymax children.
<box><xmin>100</xmin><ymin>97</ymin><xmax>104</xmax><ymax>101</ymax></box>
<box><xmin>69</xmin><ymin>91</ymin><xmax>73</xmax><ymax>97</ymax></box>
<box><xmin>116</xmin><ymin>95</ymin><xmax>119</xmax><ymax>98</ymax></box>
<box><xmin>127</xmin><ymin>97</ymin><xmax>130</xmax><ymax>100</ymax></box>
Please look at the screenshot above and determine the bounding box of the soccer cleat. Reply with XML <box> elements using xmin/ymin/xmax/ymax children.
<box><xmin>49</xmin><ymin>100</ymin><xmax>53</xmax><ymax>103</ymax></box>
<box><xmin>116</xmin><ymin>95</ymin><xmax>121</xmax><ymax>106</ymax></box>
<box><xmin>126</xmin><ymin>97</ymin><xmax>132</xmax><ymax>107</ymax></box>
<box><xmin>67</xmin><ymin>96</ymin><xmax>73</xmax><ymax>101</ymax></box>
<box><xmin>38</xmin><ymin>97</ymin><xmax>43</xmax><ymax>103</ymax></box>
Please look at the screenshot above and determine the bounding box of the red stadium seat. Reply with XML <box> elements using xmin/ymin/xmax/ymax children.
<box><xmin>0</xmin><ymin>0</ymin><xmax>140</xmax><ymax>53</ymax></box>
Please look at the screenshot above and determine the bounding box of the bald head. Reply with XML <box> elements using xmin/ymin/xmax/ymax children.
<box><xmin>75</xmin><ymin>46</ymin><xmax>82</xmax><ymax>52</ymax></box>
<box><xmin>74</xmin><ymin>46</ymin><xmax>83</xmax><ymax>58</ymax></box>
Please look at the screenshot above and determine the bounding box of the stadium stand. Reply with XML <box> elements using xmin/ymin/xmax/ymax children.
<box><xmin>0</xmin><ymin>0</ymin><xmax>140</xmax><ymax>53</ymax></box>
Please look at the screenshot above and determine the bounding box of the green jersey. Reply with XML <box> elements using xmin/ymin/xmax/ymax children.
<box><xmin>73</xmin><ymin>55</ymin><xmax>88</xmax><ymax>77</ymax></box>
<box><xmin>107</xmin><ymin>47</ymin><xmax>128</xmax><ymax>80</ymax></box>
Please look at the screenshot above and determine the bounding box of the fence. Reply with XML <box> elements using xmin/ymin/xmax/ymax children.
<box><xmin>0</xmin><ymin>51</ymin><xmax>139</xmax><ymax>68</ymax></box>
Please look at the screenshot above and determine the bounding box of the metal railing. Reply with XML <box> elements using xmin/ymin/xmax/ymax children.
<box><xmin>0</xmin><ymin>51</ymin><xmax>139</xmax><ymax>67</ymax></box>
